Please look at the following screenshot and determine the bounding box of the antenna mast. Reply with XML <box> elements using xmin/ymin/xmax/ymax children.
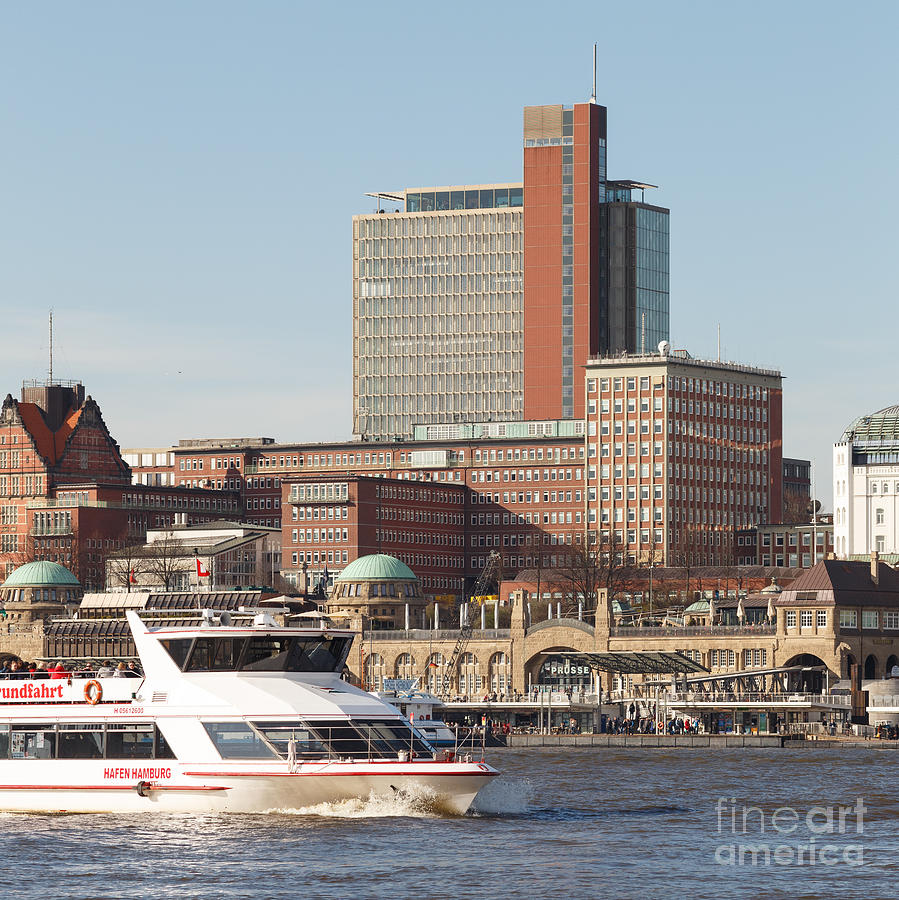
<box><xmin>49</xmin><ymin>310</ymin><xmax>53</xmax><ymax>383</ymax></box>
<box><xmin>590</xmin><ymin>43</ymin><xmax>597</xmax><ymax>104</ymax></box>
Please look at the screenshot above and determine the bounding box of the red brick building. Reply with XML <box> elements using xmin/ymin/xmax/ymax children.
<box><xmin>281</xmin><ymin>474</ymin><xmax>466</xmax><ymax>599</ymax></box>
<box><xmin>0</xmin><ymin>382</ymin><xmax>242</xmax><ymax>589</ymax></box>
<box><xmin>585</xmin><ymin>351</ymin><xmax>783</xmax><ymax>567</ymax></box>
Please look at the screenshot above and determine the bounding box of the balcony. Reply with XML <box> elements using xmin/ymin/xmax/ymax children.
<box><xmin>611</xmin><ymin>624</ymin><xmax>776</xmax><ymax>637</ymax></box>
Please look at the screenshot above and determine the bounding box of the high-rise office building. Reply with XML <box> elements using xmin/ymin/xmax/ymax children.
<box><xmin>353</xmin><ymin>97</ymin><xmax>668</xmax><ymax>440</ymax></box>
<box><xmin>353</xmin><ymin>185</ymin><xmax>524</xmax><ymax>439</ymax></box>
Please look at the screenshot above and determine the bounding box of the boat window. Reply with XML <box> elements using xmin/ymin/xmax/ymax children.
<box><xmin>241</xmin><ymin>637</ymin><xmax>294</xmax><ymax>672</ymax></box>
<box><xmin>291</xmin><ymin>636</ymin><xmax>353</xmax><ymax>673</ymax></box>
<box><xmin>160</xmin><ymin>638</ymin><xmax>192</xmax><ymax>669</ymax></box>
<box><xmin>11</xmin><ymin>724</ymin><xmax>56</xmax><ymax>760</ymax></box>
<box><xmin>0</xmin><ymin>725</ymin><xmax>7</xmax><ymax>759</ymax></box>
<box><xmin>239</xmin><ymin>636</ymin><xmax>353</xmax><ymax>673</ymax></box>
<box><xmin>305</xmin><ymin>720</ymin><xmax>371</xmax><ymax>757</ymax></box>
<box><xmin>353</xmin><ymin>719</ymin><xmax>433</xmax><ymax>756</ymax></box>
<box><xmin>250</xmin><ymin>722</ymin><xmax>329</xmax><ymax>760</ymax></box>
<box><xmin>155</xmin><ymin>726</ymin><xmax>176</xmax><ymax>759</ymax></box>
<box><xmin>189</xmin><ymin>637</ymin><xmax>246</xmax><ymax>672</ymax></box>
<box><xmin>58</xmin><ymin>723</ymin><xmax>104</xmax><ymax>760</ymax></box>
<box><xmin>106</xmin><ymin>723</ymin><xmax>155</xmax><ymax>760</ymax></box>
<box><xmin>203</xmin><ymin>721</ymin><xmax>277</xmax><ymax>759</ymax></box>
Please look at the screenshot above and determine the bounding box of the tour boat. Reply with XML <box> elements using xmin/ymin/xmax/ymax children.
<box><xmin>0</xmin><ymin>611</ymin><xmax>498</xmax><ymax>814</ymax></box>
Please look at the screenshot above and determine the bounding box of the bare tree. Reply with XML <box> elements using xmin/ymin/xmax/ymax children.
<box><xmin>106</xmin><ymin>541</ymin><xmax>151</xmax><ymax>592</ymax></box>
<box><xmin>143</xmin><ymin>531</ymin><xmax>191</xmax><ymax>591</ymax></box>
<box><xmin>668</xmin><ymin>527</ymin><xmax>700</xmax><ymax>605</ymax></box>
<box><xmin>783</xmin><ymin>489</ymin><xmax>815</xmax><ymax>525</ymax></box>
<box><xmin>555</xmin><ymin>530</ymin><xmax>635</xmax><ymax>622</ymax></box>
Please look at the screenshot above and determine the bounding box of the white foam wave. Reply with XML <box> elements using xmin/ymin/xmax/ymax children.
<box><xmin>266</xmin><ymin>782</ymin><xmax>447</xmax><ymax>819</ymax></box>
<box><xmin>469</xmin><ymin>777</ymin><xmax>532</xmax><ymax>815</ymax></box>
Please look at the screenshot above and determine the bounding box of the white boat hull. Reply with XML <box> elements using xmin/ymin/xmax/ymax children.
<box><xmin>0</xmin><ymin>759</ymin><xmax>496</xmax><ymax>815</ymax></box>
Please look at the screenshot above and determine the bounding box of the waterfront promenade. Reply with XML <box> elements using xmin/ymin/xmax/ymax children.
<box><xmin>506</xmin><ymin>733</ymin><xmax>899</xmax><ymax>749</ymax></box>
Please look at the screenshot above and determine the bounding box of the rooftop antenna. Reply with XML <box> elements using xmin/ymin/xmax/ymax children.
<box><xmin>589</xmin><ymin>43</ymin><xmax>597</xmax><ymax>104</ymax></box>
<box><xmin>48</xmin><ymin>309</ymin><xmax>53</xmax><ymax>383</ymax></box>
<box><xmin>717</xmin><ymin>323</ymin><xmax>721</xmax><ymax>362</ymax></box>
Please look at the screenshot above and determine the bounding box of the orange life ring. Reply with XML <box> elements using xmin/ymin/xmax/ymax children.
<box><xmin>84</xmin><ymin>680</ymin><xmax>103</xmax><ymax>705</ymax></box>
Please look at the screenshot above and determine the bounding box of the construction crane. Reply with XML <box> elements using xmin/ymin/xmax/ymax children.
<box><xmin>436</xmin><ymin>551</ymin><xmax>502</xmax><ymax>697</ymax></box>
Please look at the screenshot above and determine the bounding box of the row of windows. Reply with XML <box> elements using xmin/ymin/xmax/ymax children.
<box><xmin>291</xmin><ymin>550</ymin><xmax>349</xmax><ymax>567</ymax></box>
<box><xmin>784</xmin><ymin>610</ymin><xmax>829</xmax><ymax>628</ymax></box>
<box><xmin>357</xmin><ymin>209</ymin><xmax>521</xmax><ymax>238</ymax></box>
<box><xmin>836</xmin><ymin>609</ymin><xmax>899</xmax><ymax>630</ymax></box>
<box><xmin>292</xmin><ymin>528</ymin><xmax>349</xmax><ymax>544</ymax></box>
<box><xmin>0</xmin><ymin>723</ymin><xmax>173</xmax><ymax>761</ymax></box>
<box><xmin>291</xmin><ymin>507</ymin><xmax>349</xmax><ymax>522</ymax></box>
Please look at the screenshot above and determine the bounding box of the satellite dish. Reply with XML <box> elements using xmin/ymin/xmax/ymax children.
<box><xmin>658</xmin><ymin>340</ymin><xmax>671</xmax><ymax>358</ymax></box>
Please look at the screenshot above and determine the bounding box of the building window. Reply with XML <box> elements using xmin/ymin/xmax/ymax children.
<box><xmin>884</xmin><ymin>611</ymin><xmax>899</xmax><ymax>630</ymax></box>
<box><xmin>876</xmin><ymin>508</ymin><xmax>885</xmax><ymax>525</ymax></box>
<box><xmin>786</xmin><ymin>611</ymin><xmax>796</xmax><ymax>628</ymax></box>
<box><xmin>816</xmin><ymin>610</ymin><xmax>827</xmax><ymax>628</ymax></box>
<box><xmin>839</xmin><ymin>609</ymin><xmax>857</xmax><ymax>629</ymax></box>
<box><xmin>862</xmin><ymin>610</ymin><xmax>879</xmax><ymax>630</ymax></box>
<box><xmin>800</xmin><ymin>610</ymin><xmax>813</xmax><ymax>628</ymax></box>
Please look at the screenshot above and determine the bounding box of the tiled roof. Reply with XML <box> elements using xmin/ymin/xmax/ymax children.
<box><xmin>779</xmin><ymin>560</ymin><xmax>899</xmax><ymax>606</ymax></box>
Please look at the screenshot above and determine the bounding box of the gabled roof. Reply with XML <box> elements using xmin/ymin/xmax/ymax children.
<box><xmin>778</xmin><ymin>559</ymin><xmax>899</xmax><ymax>606</ymax></box>
<box><xmin>15</xmin><ymin>402</ymin><xmax>83</xmax><ymax>465</ymax></box>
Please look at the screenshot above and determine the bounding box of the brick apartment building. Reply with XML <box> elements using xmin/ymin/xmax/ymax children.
<box><xmin>0</xmin><ymin>382</ymin><xmax>242</xmax><ymax>589</ymax></box>
<box><xmin>281</xmin><ymin>474</ymin><xmax>466</xmax><ymax>597</ymax></box>
<box><xmin>128</xmin><ymin>422</ymin><xmax>589</xmax><ymax>597</ymax></box>
<box><xmin>584</xmin><ymin>350</ymin><xmax>784</xmax><ymax>567</ymax></box>
<box><xmin>127</xmin><ymin>356</ymin><xmax>787</xmax><ymax>597</ymax></box>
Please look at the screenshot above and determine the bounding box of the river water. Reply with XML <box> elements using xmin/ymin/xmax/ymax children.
<box><xmin>3</xmin><ymin>747</ymin><xmax>897</xmax><ymax>899</ymax></box>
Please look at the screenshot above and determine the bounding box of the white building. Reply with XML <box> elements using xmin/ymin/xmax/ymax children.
<box><xmin>833</xmin><ymin>406</ymin><xmax>899</xmax><ymax>556</ymax></box>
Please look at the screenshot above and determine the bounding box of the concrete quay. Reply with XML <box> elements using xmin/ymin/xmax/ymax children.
<box><xmin>505</xmin><ymin>734</ymin><xmax>899</xmax><ymax>749</ymax></box>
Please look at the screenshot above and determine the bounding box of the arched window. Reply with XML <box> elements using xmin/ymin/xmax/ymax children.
<box><xmin>864</xmin><ymin>654</ymin><xmax>877</xmax><ymax>680</ymax></box>
<box><xmin>394</xmin><ymin>653</ymin><xmax>416</xmax><ymax>680</ymax></box>
<box><xmin>489</xmin><ymin>652</ymin><xmax>511</xmax><ymax>695</ymax></box>
<box><xmin>425</xmin><ymin>653</ymin><xmax>446</xmax><ymax>694</ymax></box>
<box><xmin>458</xmin><ymin>652</ymin><xmax>480</xmax><ymax>697</ymax></box>
<box><xmin>364</xmin><ymin>652</ymin><xmax>386</xmax><ymax>691</ymax></box>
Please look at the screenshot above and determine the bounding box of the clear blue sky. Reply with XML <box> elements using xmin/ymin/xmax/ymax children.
<box><xmin>2</xmin><ymin>1</ymin><xmax>897</xmax><ymax>508</ymax></box>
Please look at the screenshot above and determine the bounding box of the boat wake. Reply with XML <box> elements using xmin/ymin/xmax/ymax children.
<box><xmin>266</xmin><ymin>783</ymin><xmax>455</xmax><ymax>819</ymax></box>
<box><xmin>468</xmin><ymin>777</ymin><xmax>532</xmax><ymax>816</ymax></box>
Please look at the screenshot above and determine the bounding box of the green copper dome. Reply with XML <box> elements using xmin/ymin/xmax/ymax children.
<box><xmin>335</xmin><ymin>554</ymin><xmax>417</xmax><ymax>582</ymax></box>
<box><xmin>684</xmin><ymin>599</ymin><xmax>710</xmax><ymax>614</ymax></box>
<box><xmin>1</xmin><ymin>561</ymin><xmax>80</xmax><ymax>588</ymax></box>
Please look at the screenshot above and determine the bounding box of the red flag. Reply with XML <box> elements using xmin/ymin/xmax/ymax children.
<box><xmin>196</xmin><ymin>559</ymin><xmax>210</xmax><ymax>577</ymax></box>
<box><xmin>129</xmin><ymin>568</ymin><xmax>136</xmax><ymax>584</ymax></box>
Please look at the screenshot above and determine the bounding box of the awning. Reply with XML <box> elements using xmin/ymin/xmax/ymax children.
<box><xmin>550</xmin><ymin>651</ymin><xmax>709</xmax><ymax>675</ymax></box>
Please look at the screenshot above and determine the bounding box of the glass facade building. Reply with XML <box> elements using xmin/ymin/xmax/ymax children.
<box><xmin>601</xmin><ymin>195</ymin><xmax>669</xmax><ymax>356</ymax></box>
<box><xmin>353</xmin><ymin>189</ymin><xmax>523</xmax><ymax>439</ymax></box>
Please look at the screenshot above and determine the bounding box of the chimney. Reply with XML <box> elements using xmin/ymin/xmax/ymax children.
<box><xmin>871</xmin><ymin>551</ymin><xmax>880</xmax><ymax>585</ymax></box>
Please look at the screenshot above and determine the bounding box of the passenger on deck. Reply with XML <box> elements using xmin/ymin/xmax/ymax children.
<box><xmin>113</xmin><ymin>662</ymin><xmax>127</xmax><ymax>677</ymax></box>
<box><xmin>96</xmin><ymin>661</ymin><xmax>115</xmax><ymax>677</ymax></box>
<box><xmin>48</xmin><ymin>661</ymin><xmax>68</xmax><ymax>680</ymax></box>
